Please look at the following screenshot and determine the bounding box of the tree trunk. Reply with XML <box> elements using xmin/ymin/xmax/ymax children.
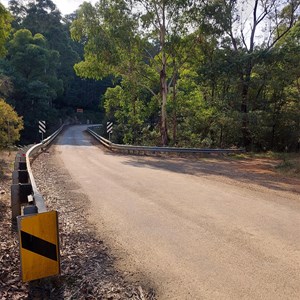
<box><xmin>172</xmin><ymin>70</ymin><xmax>177</xmax><ymax>145</ymax></box>
<box><xmin>160</xmin><ymin>51</ymin><xmax>168</xmax><ymax>146</ymax></box>
<box><xmin>219</xmin><ymin>125</ymin><xmax>223</xmax><ymax>148</ymax></box>
<box><xmin>160</xmin><ymin>3</ymin><xmax>168</xmax><ymax>146</ymax></box>
<box><xmin>241</xmin><ymin>82</ymin><xmax>251</xmax><ymax>149</ymax></box>
<box><xmin>240</xmin><ymin>64</ymin><xmax>252</xmax><ymax>149</ymax></box>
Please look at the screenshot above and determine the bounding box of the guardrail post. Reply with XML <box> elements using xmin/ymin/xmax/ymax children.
<box><xmin>19</xmin><ymin>183</ymin><xmax>33</xmax><ymax>203</ymax></box>
<box><xmin>23</xmin><ymin>205</ymin><xmax>38</xmax><ymax>215</ymax></box>
<box><xmin>12</xmin><ymin>170</ymin><xmax>29</xmax><ymax>184</ymax></box>
<box><xmin>11</xmin><ymin>154</ymin><xmax>28</xmax><ymax>221</ymax></box>
<box><xmin>14</xmin><ymin>159</ymin><xmax>27</xmax><ymax>172</ymax></box>
<box><xmin>11</xmin><ymin>183</ymin><xmax>32</xmax><ymax>221</ymax></box>
<box><xmin>18</xmin><ymin>162</ymin><xmax>27</xmax><ymax>171</ymax></box>
<box><xmin>12</xmin><ymin>153</ymin><xmax>36</xmax><ymax>215</ymax></box>
<box><xmin>11</xmin><ymin>184</ymin><xmax>21</xmax><ymax>221</ymax></box>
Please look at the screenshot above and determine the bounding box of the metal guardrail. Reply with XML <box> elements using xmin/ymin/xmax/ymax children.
<box><xmin>87</xmin><ymin>126</ymin><xmax>245</xmax><ymax>155</ymax></box>
<box><xmin>88</xmin><ymin>126</ymin><xmax>112</xmax><ymax>148</ymax></box>
<box><xmin>11</xmin><ymin>125</ymin><xmax>64</xmax><ymax>219</ymax></box>
<box><xmin>11</xmin><ymin>125</ymin><xmax>63</xmax><ymax>282</ymax></box>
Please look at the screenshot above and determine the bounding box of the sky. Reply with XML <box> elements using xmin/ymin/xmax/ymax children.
<box><xmin>1</xmin><ymin>0</ymin><xmax>97</xmax><ymax>15</ymax></box>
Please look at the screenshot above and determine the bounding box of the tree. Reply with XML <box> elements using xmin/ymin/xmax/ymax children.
<box><xmin>198</xmin><ymin>0</ymin><xmax>300</xmax><ymax>149</ymax></box>
<box><xmin>8</xmin><ymin>29</ymin><xmax>63</xmax><ymax>98</ymax></box>
<box><xmin>71</xmin><ymin>1</ymin><xmax>155</xmax><ymax>143</ymax></box>
<box><xmin>254</xmin><ymin>21</ymin><xmax>300</xmax><ymax>151</ymax></box>
<box><xmin>8</xmin><ymin>0</ymin><xmax>110</xmax><ymax>124</ymax></box>
<box><xmin>136</xmin><ymin>0</ymin><xmax>196</xmax><ymax>145</ymax></box>
<box><xmin>71</xmin><ymin>0</ymin><xmax>197</xmax><ymax>145</ymax></box>
<box><xmin>6</xmin><ymin>29</ymin><xmax>63</xmax><ymax>143</ymax></box>
<box><xmin>0</xmin><ymin>98</ymin><xmax>23</xmax><ymax>148</ymax></box>
<box><xmin>0</xmin><ymin>3</ymin><xmax>12</xmax><ymax>57</ymax></box>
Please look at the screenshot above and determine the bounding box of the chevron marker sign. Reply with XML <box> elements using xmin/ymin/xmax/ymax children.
<box><xmin>107</xmin><ymin>122</ymin><xmax>113</xmax><ymax>133</ymax></box>
<box><xmin>17</xmin><ymin>211</ymin><xmax>60</xmax><ymax>282</ymax></box>
<box><xmin>39</xmin><ymin>121</ymin><xmax>46</xmax><ymax>134</ymax></box>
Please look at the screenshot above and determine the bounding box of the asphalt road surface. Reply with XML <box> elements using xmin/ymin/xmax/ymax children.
<box><xmin>55</xmin><ymin>125</ymin><xmax>300</xmax><ymax>299</ymax></box>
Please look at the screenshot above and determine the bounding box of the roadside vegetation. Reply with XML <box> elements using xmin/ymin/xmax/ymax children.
<box><xmin>0</xmin><ymin>0</ymin><xmax>299</xmax><ymax>150</ymax></box>
<box><xmin>230</xmin><ymin>152</ymin><xmax>300</xmax><ymax>178</ymax></box>
<box><xmin>275</xmin><ymin>154</ymin><xmax>300</xmax><ymax>178</ymax></box>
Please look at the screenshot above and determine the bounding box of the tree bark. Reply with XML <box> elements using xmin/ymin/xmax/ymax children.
<box><xmin>160</xmin><ymin>51</ymin><xmax>168</xmax><ymax>146</ymax></box>
<box><xmin>240</xmin><ymin>72</ymin><xmax>252</xmax><ymax>149</ymax></box>
<box><xmin>160</xmin><ymin>1</ymin><xmax>168</xmax><ymax>146</ymax></box>
<box><xmin>172</xmin><ymin>66</ymin><xmax>177</xmax><ymax>144</ymax></box>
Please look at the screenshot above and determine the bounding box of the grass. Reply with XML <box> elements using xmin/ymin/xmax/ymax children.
<box><xmin>275</xmin><ymin>154</ymin><xmax>300</xmax><ymax>178</ymax></box>
<box><xmin>229</xmin><ymin>151</ymin><xmax>283</xmax><ymax>160</ymax></box>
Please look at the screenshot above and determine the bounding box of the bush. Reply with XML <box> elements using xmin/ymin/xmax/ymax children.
<box><xmin>0</xmin><ymin>98</ymin><xmax>23</xmax><ymax>148</ymax></box>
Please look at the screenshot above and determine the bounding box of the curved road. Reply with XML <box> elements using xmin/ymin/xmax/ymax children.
<box><xmin>55</xmin><ymin>125</ymin><xmax>300</xmax><ymax>299</ymax></box>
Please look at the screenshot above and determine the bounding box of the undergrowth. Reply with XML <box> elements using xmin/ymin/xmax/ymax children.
<box><xmin>275</xmin><ymin>154</ymin><xmax>300</xmax><ymax>178</ymax></box>
<box><xmin>0</xmin><ymin>150</ymin><xmax>17</xmax><ymax>180</ymax></box>
<box><xmin>230</xmin><ymin>151</ymin><xmax>300</xmax><ymax>178</ymax></box>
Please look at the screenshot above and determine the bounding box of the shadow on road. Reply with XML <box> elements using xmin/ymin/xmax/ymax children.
<box><xmin>120</xmin><ymin>155</ymin><xmax>300</xmax><ymax>195</ymax></box>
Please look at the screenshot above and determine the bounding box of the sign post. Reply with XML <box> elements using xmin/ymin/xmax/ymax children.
<box><xmin>107</xmin><ymin>122</ymin><xmax>113</xmax><ymax>141</ymax></box>
<box><xmin>38</xmin><ymin>121</ymin><xmax>46</xmax><ymax>141</ymax></box>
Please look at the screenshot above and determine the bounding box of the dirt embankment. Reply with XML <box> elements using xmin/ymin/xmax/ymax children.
<box><xmin>0</xmin><ymin>150</ymin><xmax>155</xmax><ymax>300</ymax></box>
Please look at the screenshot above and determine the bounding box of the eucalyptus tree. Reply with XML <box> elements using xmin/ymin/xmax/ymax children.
<box><xmin>136</xmin><ymin>0</ymin><xmax>198</xmax><ymax>145</ymax></box>
<box><xmin>71</xmin><ymin>1</ymin><xmax>155</xmax><ymax>143</ymax></box>
<box><xmin>197</xmin><ymin>0</ymin><xmax>300</xmax><ymax>149</ymax></box>
<box><xmin>8</xmin><ymin>0</ymin><xmax>80</xmax><ymax>107</ymax></box>
<box><xmin>259</xmin><ymin>21</ymin><xmax>300</xmax><ymax>151</ymax></box>
<box><xmin>71</xmin><ymin>0</ymin><xmax>198</xmax><ymax>145</ymax></box>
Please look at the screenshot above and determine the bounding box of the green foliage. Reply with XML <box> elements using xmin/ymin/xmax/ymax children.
<box><xmin>2</xmin><ymin>0</ymin><xmax>110</xmax><ymax>143</ymax></box>
<box><xmin>8</xmin><ymin>28</ymin><xmax>63</xmax><ymax>100</ymax></box>
<box><xmin>275</xmin><ymin>154</ymin><xmax>300</xmax><ymax>178</ymax></box>
<box><xmin>2</xmin><ymin>28</ymin><xmax>63</xmax><ymax>143</ymax></box>
<box><xmin>71</xmin><ymin>0</ymin><xmax>200</xmax><ymax>145</ymax></box>
<box><xmin>0</xmin><ymin>0</ymin><xmax>298</xmax><ymax>151</ymax></box>
<box><xmin>0</xmin><ymin>4</ymin><xmax>12</xmax><ymax>57</ymax></box>
<box><xmin>71</xmin><ymin>0</ymin><xmax>141</xmax><ymax>79</ymax></box>
<box><xmin>104</xmin><ymin>80</ymin><xmax>148</xmax><ymax>144</ymax></box>
<box><xmin>0</xmin><ymin>98</ymin><xmax>23</xmax><ymax>148</ymax></box>
<box><xmin>0</xmin><ymin>73</ymin><xmax>13</xmax><ymax>99</ymax></box>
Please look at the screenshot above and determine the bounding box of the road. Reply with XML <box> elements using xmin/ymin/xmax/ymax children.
<box><xmin>55</xmin><ymin>125</ymin><xmax>300</xmax><ymax>299</ymax></box>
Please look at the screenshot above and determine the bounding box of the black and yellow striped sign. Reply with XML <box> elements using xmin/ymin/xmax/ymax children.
<box><xmin>17</xmin><ymin>211</ymin><xmax>60</xmax><ymax>282</ymax></box>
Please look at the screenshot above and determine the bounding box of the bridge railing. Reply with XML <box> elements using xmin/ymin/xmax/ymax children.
<box><xmin>87</xmin><ymin>126</ymin><xmax>245</xmax><ymax>156</ymax></box>
<box><xmin>11</xmin><ymin>125</ymin><xmax>64</xmax><ymax>220</ymax></box>
<box><xmin>11</xmin><ymin>124</ymin><xmax>64</xmax><ymax>282</ymax></box>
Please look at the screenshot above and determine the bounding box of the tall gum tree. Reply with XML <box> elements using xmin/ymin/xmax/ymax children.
<box><xmin>71</xmin><ymin>0</ymin><xmax>197</xmax><ymax>146</ymax></box>
<box><xmin>71</xmin><ymin>1</ymin><xmax>154</xmax><ymax>141</ymax></box>
<box><xmin>136</xmin><ymin>0</ymin><xmax>197</xmax><ymax>145</ymax></box>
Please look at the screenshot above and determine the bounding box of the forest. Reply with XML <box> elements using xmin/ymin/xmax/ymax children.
<box><xmin>0</xmin><ymin>0</ymin><xmax>300</xmax><ymax>151</ymax></box>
